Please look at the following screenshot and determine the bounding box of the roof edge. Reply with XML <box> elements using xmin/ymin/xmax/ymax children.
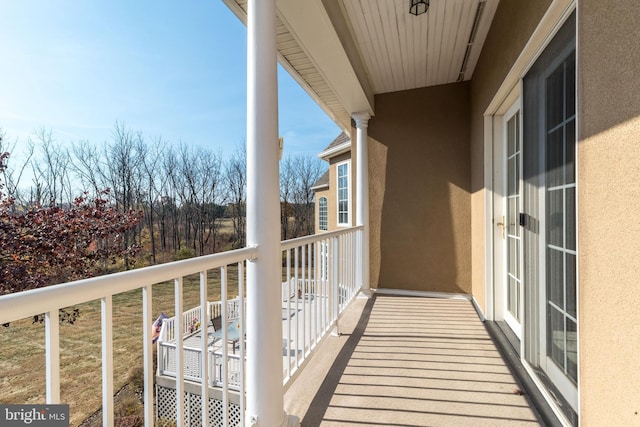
<box><xmin>318</xmin><ymin>140</ymin><xmax>351</xmax><ymax>160</ymax></box>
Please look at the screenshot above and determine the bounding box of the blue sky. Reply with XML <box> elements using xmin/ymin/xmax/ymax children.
<box><xmin>0</xmin><ymin>1</ymin><xmax>340</xmax><ymax>163</ymax></box>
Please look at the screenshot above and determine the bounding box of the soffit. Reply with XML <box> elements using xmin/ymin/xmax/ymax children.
<box><xmin>223</xmin><ymin>0</ymin><xmax>372</xmax><ymax>132</ymax></box>
<box><xmin>341</xmin><ymin>0</ymin><xmax>499</xmax><ymax>94</ymax></box>
<box><xmin>223</xmin><ymin>0</ymin><xmax>498</xmax><ymax>127</ymax></box>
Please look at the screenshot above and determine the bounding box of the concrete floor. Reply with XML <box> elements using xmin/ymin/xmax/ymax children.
<box><xmin>284</xmin><ymin>294</ymin><xmax>544</xmax><ymax>427</ymax></box>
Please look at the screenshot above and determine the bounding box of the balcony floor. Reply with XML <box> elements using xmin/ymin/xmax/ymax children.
<box><xmin>284</xmin><ymin>294</ymin><xmax>543</xmax><ymax>426</ymax></box>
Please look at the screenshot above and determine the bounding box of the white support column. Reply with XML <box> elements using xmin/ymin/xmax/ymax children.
<box><xmin>353</xmin><ymin>112</ymin><xmax>372</xmax><ymax>297</ymax></box>
<box><xmin>246</xmin><ymin>0</ymin><xmax>298</xmax><ymax>426</ymax></box>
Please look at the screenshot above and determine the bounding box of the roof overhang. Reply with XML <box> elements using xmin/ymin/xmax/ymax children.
<box><xmin>318</xmin><ymin>140</ymin><xmax>351</xmax><ymax>161</ymax></box>
<box><xmin>222</xmin><ymin>0</ymin><xmax>374</xmax><ymax>132</ymax></box>
<box><xmin>223</xmin><ymin>0</ymin><xmax>499</xmax><ymax>132</ymax></box>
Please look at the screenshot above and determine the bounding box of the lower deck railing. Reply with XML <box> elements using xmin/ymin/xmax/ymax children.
<box><xmin>0</xmin><ymin>226</ymin><xmax>362</xmax><ymax>426</ymax></box>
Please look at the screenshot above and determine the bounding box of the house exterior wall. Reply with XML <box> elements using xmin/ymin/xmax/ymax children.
<box><xmin>314</xmin><ymin>187</ymin><xmax>330</xmax><ymax>232</ymax></box>
<box><xmin>314</xmin><ymin>149</ymin><xmax>357</xmax><ymax>233</ymax></box>
<box><xmin>368</xmin><ymin>82</ymin><xmax>471</xmax><ymax>294</ymax></box>
<box><xmin>467</xmin><ymin>0</ymin><xmax>640</xmax><ymax>423</ymax></box>
<box><xmin>577</xmin><ymin>0</ymin><xmax>640</xmax><ymax>424</ymax></box>
<box><xmin>469</xmin><ymin>0</ymin><xmax>553</xmax><ymax>313</ymax></box>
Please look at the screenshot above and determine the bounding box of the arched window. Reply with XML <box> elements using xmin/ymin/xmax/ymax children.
<box><xmin>318</xmin><ymin>197</ymin><xmax>328</xmax><ymax>231</ymax></box>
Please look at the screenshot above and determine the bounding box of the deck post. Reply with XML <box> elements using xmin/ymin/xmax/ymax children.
<box><xmin>353</xmin><ymin>112</ymin><xmax>371</xmax><ymax>297</ymax></box>
<box><xmin>245</xmin><ymin>0</ymin><xmax>298</xmax><ymax>425</ymax></box>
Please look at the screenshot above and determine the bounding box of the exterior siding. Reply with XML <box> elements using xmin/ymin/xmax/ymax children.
<box><xmin>314</xmin><ymin>187</ymin><xmax>330</xmax><ymax>232</ymax></box>
<box><xmin>314</xmin><ymin>146</ymin><xmax>357</xmax><ymax>233</ymax></box>
<box><xmin>469</xmin><ymin>0</ymin><xmax>553</xmax><ymax>312</ymax></box>
<box><xmin>368</xmin><ymin>82</ymin><xmax>471</xmax><ymax>294</ymax></box>
<box><xmin>578</xmin><ymin>0</ymin><xmax>640</xmax><ymax>423</ymax></box>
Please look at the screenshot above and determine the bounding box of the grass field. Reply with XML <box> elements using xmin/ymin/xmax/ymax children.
<box><xmin>0</xmin><ymin>267</ymin><xmax>240</xmax><ymax>426</ymax></box>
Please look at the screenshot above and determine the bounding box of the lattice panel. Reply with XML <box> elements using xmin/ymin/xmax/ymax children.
<box><xmin>156</xmin><ymin>385</ymin><xmax>176</xmax><ymax>422</ymax></box>
<box><xmin>156</xmin><ymin>384</ymin><xmax>241</xmax><ymax>426</ymax></box>
<box><xmin>188</xmin><ymin>393</ymin><xmax>203</xmax><ymax>425</ymax></box>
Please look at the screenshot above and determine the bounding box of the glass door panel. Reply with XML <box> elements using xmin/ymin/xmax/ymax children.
<box><xmin>545</xmin><ymin>51</ymin><xmax>577</xmax><ymax>385</ymax></box>
<box><xmin>505</xmin><ymin>110</ymin><xmax>522</xmax><ymax>337</ymax></box>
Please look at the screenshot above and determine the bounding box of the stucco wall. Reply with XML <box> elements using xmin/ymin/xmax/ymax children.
<box><xmin>314</xmin><ymin>187</ymin><xmax>329</xmax><ymax>232</ymax></box>
<box><xmin>368</xmin><ymin>82</ymin><xmax>471</xmax><ymax>294</ymax></box>
<box><xmin>314</xmin><ymin>149</ymin><xmax>357</xmax><ymax>233</ymax></box>
<box><xmin>578</xmin><ymin>0</ymin><xmax>640</xmax><ymax>424</ymax></box>
<box><xmin>469</xmin><ymin>0</ymin><xmax>552</xmax><ymax>312</ymax></box>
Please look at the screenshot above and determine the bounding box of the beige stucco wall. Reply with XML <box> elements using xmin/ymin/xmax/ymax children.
<box><xmin>368</xmin><ymin>82</ymin><xmax>471</xmax><ymax>294</ymax></box>
<box><xmin>578</xmin><ymin>0</ymin><xmax>640</xmax><ymax>424</ymax></box>
<box><xmin>315</xmin><ymin>149</ymin><xmax>357</xmax><ymax>233</ymax></box>
<box><xmin>469</xmin><ymin>0</ymin><xmax>552</xmax><ymax>312</ymax></box>
<box><xmin>314</xmin><ymin>187</ymin><xmax>329</xmax><ymax>232</ymax></box>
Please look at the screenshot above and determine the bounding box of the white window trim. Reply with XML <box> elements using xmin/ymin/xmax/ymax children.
<box><xmin>336</xmin><ymin>159</ymin><xmax>351</xmax><ymax>227</ymax></box>
<box><xmin>318</xmin><ymin>197</ymin><xmax>328</xmax><ymax>231</ymax></box>
<box><xmin>483</xmin><ymin>2</ymin><xmax>578</xmax><ymax>424</ymax></box>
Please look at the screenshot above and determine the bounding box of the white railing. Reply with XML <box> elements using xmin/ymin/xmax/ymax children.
<box><xmin>281</xmin><ymin>227</ymin><xmax>361</xmax><ymax>385</ymax></box>
<box><xmin>0</xmin><ymin>226</ymin><xmax>362</xmax><ymax>426</ymax></box>
<box><xmin>0</xmin><ymin>246</ymin><xmax>256</xmax><ymax>427</ymax></box>
<box><xmin>157</xmin><ymin>298</ymin><xmax>245</xmax><ymax>344</ymax></box>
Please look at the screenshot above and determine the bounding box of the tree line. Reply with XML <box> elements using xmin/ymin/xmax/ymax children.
<box><xmin>0</xmin><ymin>124</ymin><xmax>326</xmax><ymax>271</ymax></box>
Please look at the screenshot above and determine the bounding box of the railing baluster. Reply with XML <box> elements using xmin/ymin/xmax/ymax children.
<box><xmin>220</xmin><ymin>265</ymin><xmax>229</xmax><ymax>426</ymax></box>
<box><xmin>331</xmin><ymin>237</ymin><xmax>340</xmax><ymax>335</ymax></box>
<box><xmin>313</xmin><ymin>242</ymin><xmax>318</xmax><ymax>348</ymax></box>
<box><xmin>199</xmin><ymin>270</ymin><xmax>209</xmax><ymax>427</ymax></box>
<box><xmin>174</xmin><ymin>277</ymin><xmax>185</xmax><ymax>427</ymax></box>
<box><xmin>286</xmin><ymin>248</ymin><xmax>292</xmax><ymax>379</ymax></box>
<box><xmin>238</xmin><ymin>261</ymin><xmax>246</xmax><ymax>422</ymax></box>
<box><xmin>301</xmin><ymin>244</ymin><xmax>306</xmax><ymax>357</ymax></box>
<box><xmin>142</xmin><ymin>285</ymin><xmax>154</xmax><ymax>427</ymax></box>
<box><xmin>101</xmin><ymin>296</ymin><xmax>114</xmax><ymax>427</ymax></box>
<box><xmin>45</xmin><ymin>310</ymin><xmax>60</xmax><ymax>404</ymax></box>
<box><xmin>294</xmin><ymin>247</ymin><xmax>300</xmax><ymax>367</ymax></box>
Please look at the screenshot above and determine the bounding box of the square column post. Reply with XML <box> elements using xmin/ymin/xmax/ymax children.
<box><xmin>353</xmin><ymin>112</ymin><xmax>371</xmax><ymax>296</ymax></box>
<box><xmin>246</xmin><ymin>0</ymin><xmax>298</xmax><ymax>425</ymax></box>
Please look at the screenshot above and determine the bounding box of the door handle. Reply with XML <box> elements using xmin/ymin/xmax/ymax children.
<box><xmin>496</xmin><ymin>216</ymin><xmax>505</xmax><ymax>239</ymax></box>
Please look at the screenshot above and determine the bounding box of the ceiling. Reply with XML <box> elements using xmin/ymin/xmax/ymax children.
<box><xmin>223</xmin><ymin>0</ymin><xmax>499</xmax><ymax>130</ymax></box>
<box><xmin>341</xmin><ymin>0</ymin><xmax>497</xmax><ymax>93</ymax></box>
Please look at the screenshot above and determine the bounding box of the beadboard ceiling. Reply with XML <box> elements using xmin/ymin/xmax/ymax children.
<box><xmin>223</xmin><ymin>0</ymin><xmax>499</xmax><ymax>130</ymax></box>
<box><xmin>342</xmin><ymin>0</ymin><xmax>497</xmax><ymax>93</ymax></box>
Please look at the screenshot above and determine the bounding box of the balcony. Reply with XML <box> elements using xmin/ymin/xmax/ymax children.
<box><xmin>0</xmin><ymin>227</ymin><xmax>362</xmax><ymax>426</ymax></box>
<box><xmin>0</xmin><ymin>226</ymin><xmax>543</xmax><ymax>426</ymax></box>
<box><xmin>284</xmin><ymin>295</ymin><xmax>543</xmax><ymax>426</ymax></box>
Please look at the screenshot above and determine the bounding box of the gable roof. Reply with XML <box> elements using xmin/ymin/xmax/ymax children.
<box><xmin>311</xmin><ymin>169</ymin><xmax>330</xmax><ymax>191</ymax></box>
<box><xmin>318</xmin><ymin>132</ymin><xmax>351</xmax><ymax>160</ymax></box>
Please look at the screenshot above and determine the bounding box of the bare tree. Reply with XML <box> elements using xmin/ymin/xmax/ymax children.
<box><xmin>70</xmin><ymin>139</ymin><xmax>104</xmax><ymax>197</ymax></box>
<box><xmin>291</xmin><ymin>154</ymin><xmax>325</xmax><ymax>237</ymax></box>
<box><xmin>138</xmin><ymin>136</ymin><xmax>166</xmax><ymax>263</ymax></box>
<box><xmin>162</xmin><ymin>146</ymin><xmax>182</xmax><ymax>253</ymax></box>
<box><xmin>280</xmin><ymin>155</ymin><xmax>296</xmax><ymax>240</ymax></box>
<box><xmin>0</xmin><ymin>129</ymin><xmax>34</xmax><ymax>208</ymax></box>
<box><xmin>99</xmin><ymin>123</ymin><xmax>143</xmax><ymax>269</ymax></box>
<box><xmin>224</xmin><ymin>146</ymin><xmax>246</xmax><ymax>249</ymax></box>
<box><xmin>29</xmin><ymin>128</ymin><xmax>73</xmax><ymax>206</ymax></box>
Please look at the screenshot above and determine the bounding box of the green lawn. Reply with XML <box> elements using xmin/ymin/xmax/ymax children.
<box><xmin>0</xmin><ymin>267</ymin><xmax>240</xmax><ymax>427</ymax></box>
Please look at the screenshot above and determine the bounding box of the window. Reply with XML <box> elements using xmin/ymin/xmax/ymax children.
<box><xmin>336</xmin><ymin>161</ymin><xmax>350</xmax><ymax>226</ymax></box>
<box><xmin>522</xmin><ymin>10</ymin><xmax>577</xmax><ymax>418</ymax></box>
<box><xmin>318</xmin><ymin>197</ymin><xmax>328</xmax><ymax>231</ymax></box>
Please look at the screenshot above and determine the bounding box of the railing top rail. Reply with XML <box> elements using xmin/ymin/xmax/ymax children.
<box><xmin>0</xmin><ymin>246</ymin><xmax>258</xmax><ymax>324</ymax></box>
<box><xmin>280</xmin><ymin>226</ymin><xmax>362</xmax><ymax>251</ymax></box>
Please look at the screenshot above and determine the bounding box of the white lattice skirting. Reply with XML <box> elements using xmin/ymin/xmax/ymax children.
<box><xmin>156</xmin><ymin>381</ymin><xmax>241</xmax><ymax>426</ymax></box>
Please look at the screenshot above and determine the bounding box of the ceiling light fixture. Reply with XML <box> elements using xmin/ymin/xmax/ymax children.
<box><xmin>409</xmin><ymin>0</ymin><xmax>429</xmax><ymax>16</ymax></box>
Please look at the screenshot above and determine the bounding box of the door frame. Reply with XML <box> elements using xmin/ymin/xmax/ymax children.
<box><xmin>501</xmin><ymin>100</ymin><xmax>524</xmax><ymax>340</ymax></box>
<box><xmin>482</xmin><ymin>0</ymin><xmax>578</xmax><ymax>423</ymax></box>
<box><xmin>488</xmin><ymin>89</ymin><xmax>521</xmax><ymax>327</ymax></box>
